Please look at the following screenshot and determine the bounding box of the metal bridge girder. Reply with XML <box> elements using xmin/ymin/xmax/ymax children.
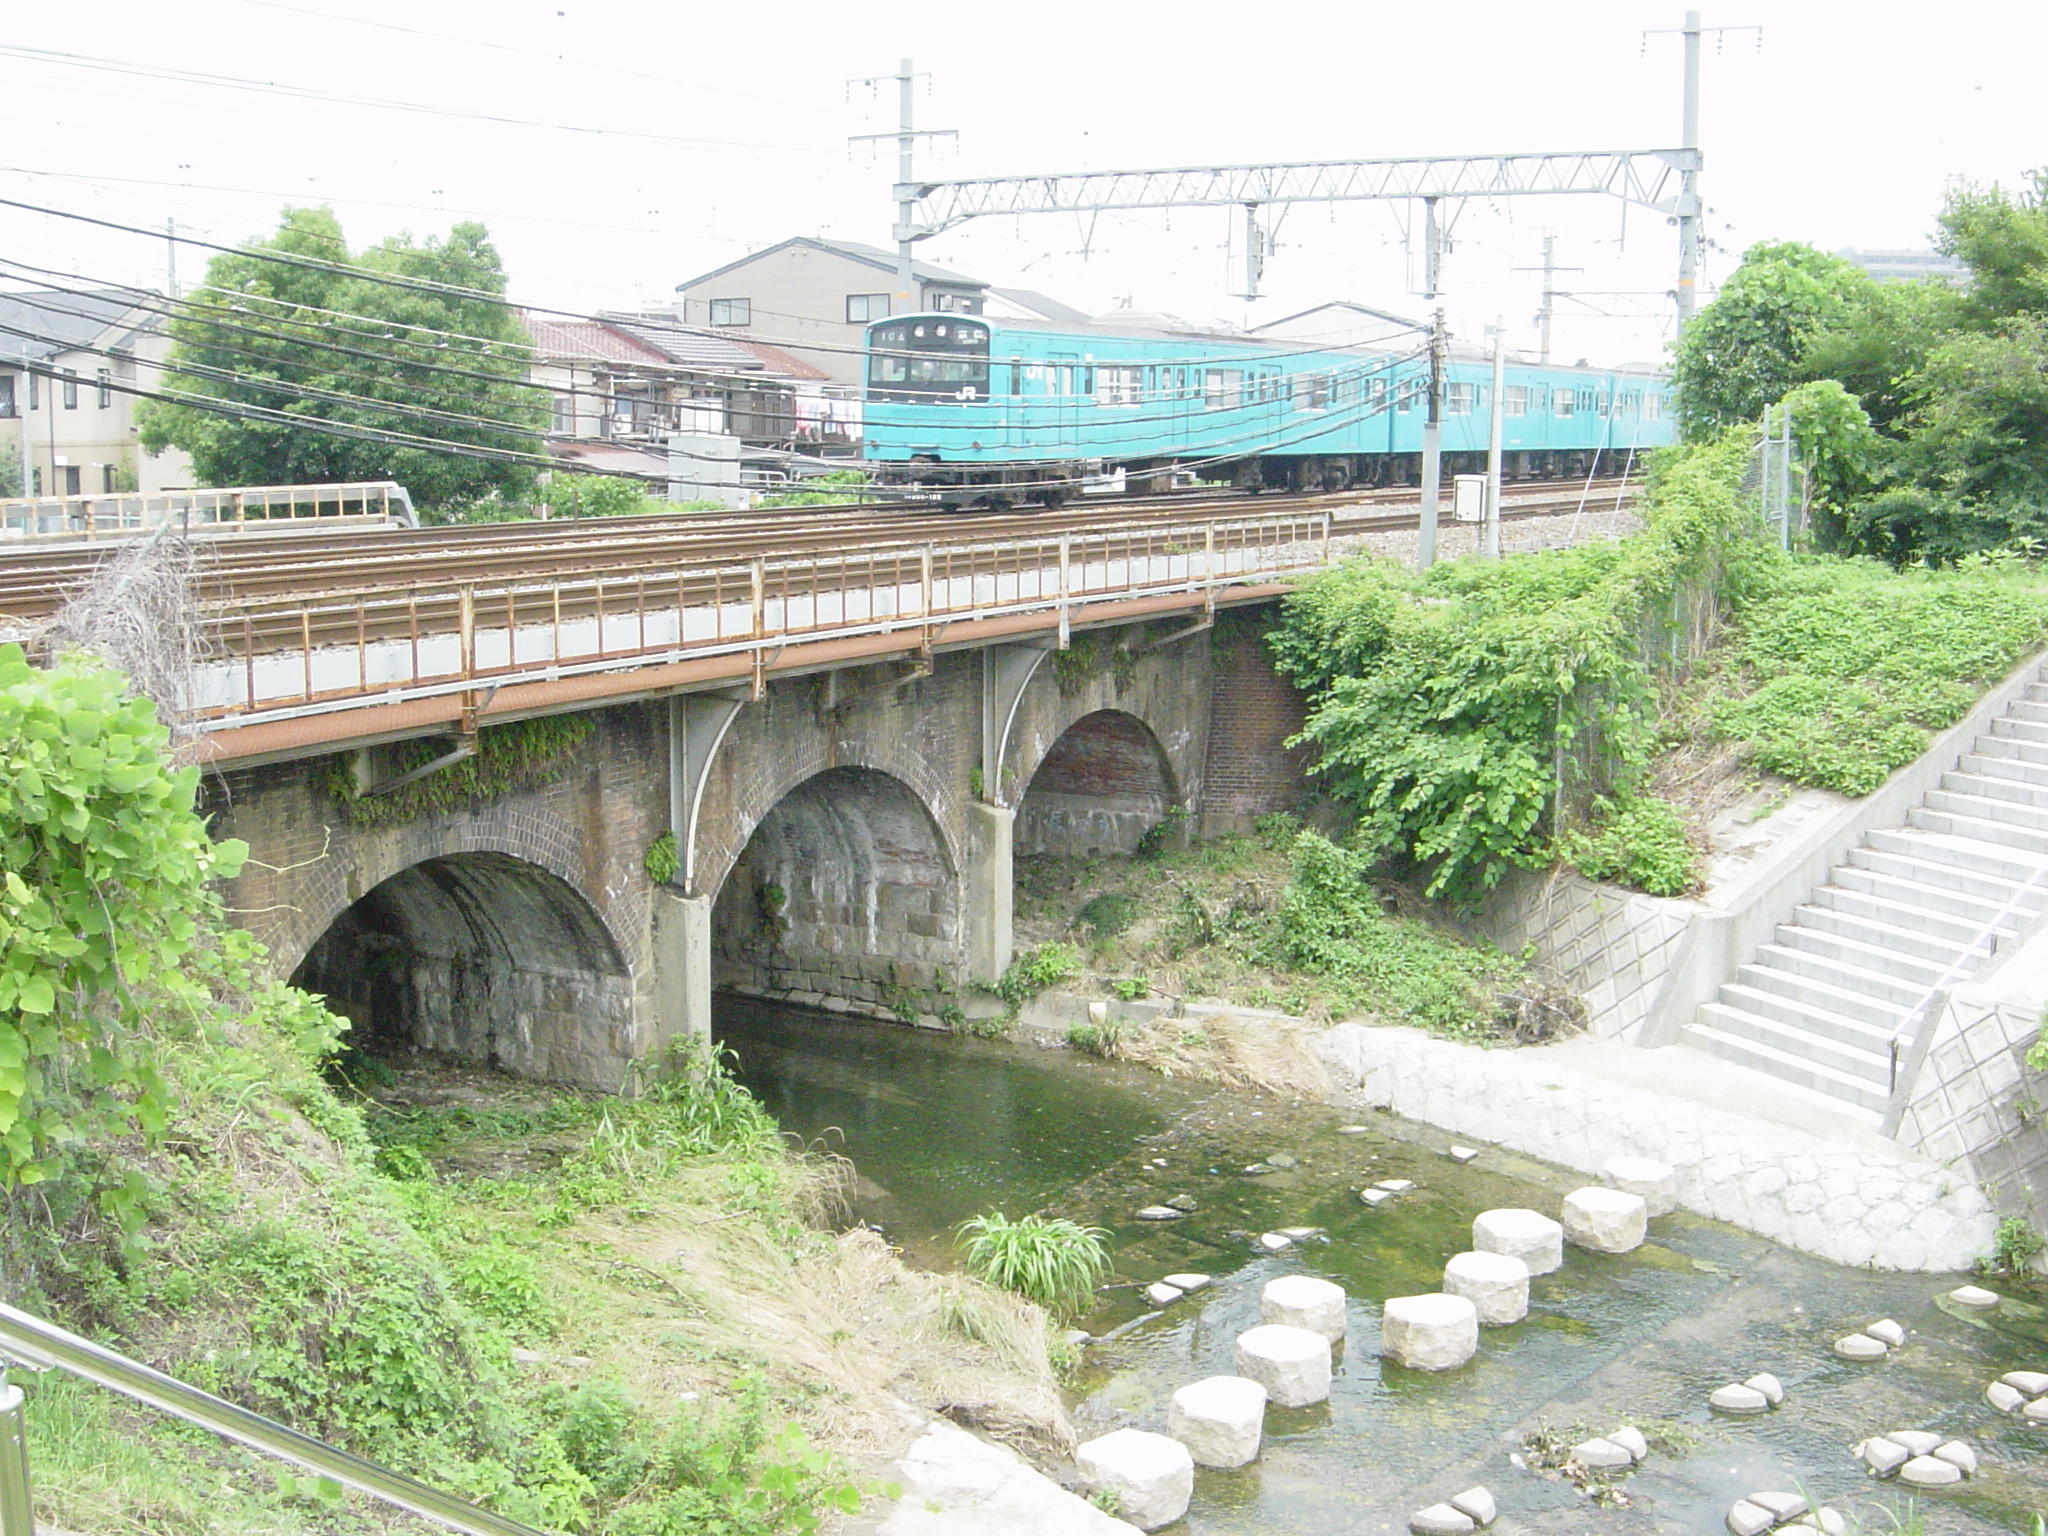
<box><xmin>896</xmin><ymin>148</ymin><xmax>1700</xmax><ymax>238</ymax></box>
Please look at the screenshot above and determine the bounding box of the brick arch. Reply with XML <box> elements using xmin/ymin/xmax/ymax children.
<box><xmin>709</xmin><ymin>762</ymin><xmax>962</xmax><ymax>1012</ymax></box>
<box><xmin>691</xmin><ymin>726</ymin><xmax>964</xmax><ymax>910</ymax></box>
<box><xmin>1014</xmin><ymin>708</ymin><xmax>1180</xmax><ymax>857</ymax></box>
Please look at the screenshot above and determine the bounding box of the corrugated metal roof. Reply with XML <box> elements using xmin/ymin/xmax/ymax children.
<box><xmin>722</xmin><ymin>337</ymin><xmax>831</xmax><ymax>382</ymax></box>
<box><xmin>0</xmin><ymin>288</ymin><xmax>153</xmax><ymax>366</ymax></box>
<box><xmin>603</xmin><ymin>315</ymin><xmax>766</xmax><ymax>372</ymax></box>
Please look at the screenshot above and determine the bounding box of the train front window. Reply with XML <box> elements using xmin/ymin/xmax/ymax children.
<box><xmin>868</xmin><ymin>318</ymin><xmax>992</xmax><ymax>400</ymax></box>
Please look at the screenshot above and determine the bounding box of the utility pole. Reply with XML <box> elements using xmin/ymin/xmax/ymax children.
<box><xmin>165</xmin><ymin>218</ymin><xmax>179</xmax><ymax>300</ymax></box>
<box><xmin>1238</xmin><ymin>203</ymin><xmax>1266</xmax><ymax>302</ymax></box>
<box><xmin>1417</xmin><ymin>198</ymin><xmax>1447</xmax><ymax>570</ymax></box>
<box><xmin>1676</xmin><ymin>10</ymin><xmax>1702</xmax><ymax>327</ymax></box>
<box><xmin>1484</xmin><ymin>318</ymin><xmax>1506</xmax><ymax>559</ymax></box>
<box><xmin>851</xmin><ymin>60</ymin><xmax>955</xmax><ymax>315</ymax></box>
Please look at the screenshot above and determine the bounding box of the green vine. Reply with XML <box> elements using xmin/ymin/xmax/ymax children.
<box><xmin>1052</xmin><ymin>630</ymin><xmax>1139</xmax><ymax>696</ymax></box>
<box><xmin>327</xmin><ymin>716</ymin><xmax>595</xmax><ymax>828</ymax></box>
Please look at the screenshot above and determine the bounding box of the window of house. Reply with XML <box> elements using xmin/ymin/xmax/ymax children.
<box><xmin>1448</xmin><ymin>382</ymin><xmax>1475</xmax><ymax>416</ymax></box>
<box><xmin>847</xmin><ymin>293</ymin><xmax>891</xmax><ymax>323</ymax></box>
<box><xmin>708</xmin><ymin>298</ymin><xmax>750</xmax><ymax>327</ymax></box>
<box><xmin>96</xmin><ymin>368</ymin><xmax>112</xmax><ymax>409</ymax></box>
<box><xmin>102</xmin><ymin>464</ymin><xmax>116</xmax><ymax>493</ymax></box>
<box><xmin>62</xmin><ymin>369</ymin><xmax>78</xmax><ymax>409</ymax></box>
<box><xmin>1096</xmin><ymin>366</ymin><xmax>1142</xmax><ymax>406</ymax></box>
<box><xmin>1202</xmin><ymin>369</ymin><xmax>1242</xmax><ymax>409</ymax></box>
<box><xmin>1554</xmin><ymin>388</ymin><xmax>1574</xmax><ymax>417</ymax></box>
<box><xmin>27</xmin><ymin>371</ymin><xmax>38</xmax><ymax>411</ymax></box>
<box><xmin>551</xmin><ymin>391</ymin><xmax>575</xmax><ymax>434</ymax></box>
<box><xmin>62</xmin><ymin>465</ymin><xmax>80</xmax><ymax>495</ymax></box>
<box><xmin>0</xmin><ymin>376</ymin><xmax>14</xmax><ymax>418</ymax></box>
<box><xmin>927</xmin><ymin>291</ymin><xmax>982</xmax><ymax>314</ymax></box>
<box><xmin>1503</xmin><ymin>384</ymin><xmax>1528</xmax><ymax>418</ymax></box>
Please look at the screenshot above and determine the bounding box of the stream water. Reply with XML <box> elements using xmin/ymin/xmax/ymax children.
<box><xmin>717</xmin><ymin>996</ymin><xmax>2048</xmax><ymax>1535</ymax></box>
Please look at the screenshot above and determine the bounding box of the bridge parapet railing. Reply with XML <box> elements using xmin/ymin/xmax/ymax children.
<box><xmin>0</xmin><ymin>481</ymin><xmax>417</xmax><ymax>542</ymax></box>
<box><xmin>188</xmin><ymin>509</ymin><xmax>1332</xmax><ymax>732</ymax></box>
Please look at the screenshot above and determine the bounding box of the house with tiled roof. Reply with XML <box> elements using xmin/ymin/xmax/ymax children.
<box><xmin>0</xmin><ymin>287</ymin><xmax>192</xmax><ymax>496</ymax></box>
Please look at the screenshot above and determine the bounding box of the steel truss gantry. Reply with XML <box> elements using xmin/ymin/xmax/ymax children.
<box><xmin>894</xmin><ymin>146</ymin><xmax>1699</xmax><ymax>240</ymax></box>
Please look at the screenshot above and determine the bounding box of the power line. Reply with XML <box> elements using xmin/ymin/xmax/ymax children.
<box><xmin>0</xmin><ymin>43</ymin><xmax>821</xmax><ymax>154</ymax></box>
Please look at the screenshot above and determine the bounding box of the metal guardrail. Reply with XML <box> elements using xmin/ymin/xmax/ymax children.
<box><xmin>188</xmin><ymin>509</ymin><xmax>1333</xmax><ymax>732</ymax></box>
<box><xmin>0</xmin><ymin>481</ymin><xmax>417</xmax><ymax>541</ymax></box>
<box><xmin>0</xmin><ymin>1300</ymin><xmax>550</xmax><ymax>1536</ymax></box>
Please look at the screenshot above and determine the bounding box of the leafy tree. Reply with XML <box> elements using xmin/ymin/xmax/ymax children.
<box><xmin>0</xmin><ymin>438</ymin><xmax>22</xmax><ymax>497</ymax></box>
<box><xmin>138</xmin><ymin>207</ymin><xmax>546</xmax><ymax>514</ymax></box>
<box><xmin>1670</xmin><ymin>241</ymin><xmax>1872</xmax><ymax>441</ymax></box>
<box><xmin>1797</xmin><ymin>276</ymin><xmax>1960</xmax><ymax>436</ymax></box>
<box><xmin>1891</xmin><ymin>315</ymin><xmax>2048</xmax><ymax>552</ymax></box>
<box><xmin>1937</xmin><ymin>169</ymin><xmax>2048</xmax><ymax>325</ymax></box>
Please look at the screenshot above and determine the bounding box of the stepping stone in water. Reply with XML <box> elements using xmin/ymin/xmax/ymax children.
<box><xmin>1834</xmin><ymin>1332</ymin><xmax>1887</xmax><ymax>1360</ymax></box>
<box><xmin>1785</xmin><ymin>1510</ymin><xmax>1847</xmax><ymax>1536</ymax></box>
<box><xmin>1375</xmin><ymin>1178</ymin><xmax>1415</xmax><ymax>1192</ymax></box>
<box><xmin>1888</xmin><ymin>1430</ymin><xmax>1940</xmax><ymax>1456</ymax></box>
<box><xmin>1335</xmin><ymin>1124</ymin><xmax>1371</xmax><ymax>1135</ymax></box>
<box><xmin>1743</xmin><ymin>1372</ymin><xmax>1784</xmax><ymax>1405</ymax></box>
<box><xmin>1561</xmin><ymin>1186</ymin><xmax>1648</xmax><ymax>1253</ymax></box>
<box><xmin>1572</xmin><ymin>1437</ymin><xmax>1633</xmax><ymax>1469</ymax></box>
<box><xmin>1258</xmin><ymin>1232</ymin><xmax>1293</xmax><ymax>1251</ymax></box>
<box><xmin>1076</xmin><ymin>1428</ymin><xmax>1194</xmax><ymax>1532</ymax></box>
<box><xmin>1409</xmin><ymin>1504</ymin><xmax>1475</xmax><ymax>1535</ymax></box>
<box><xmin>1600</xmin><ymin>1154</ymin><xmax>1677</xmax><ymax>1216</ymax></box>
<box><xmin>1472</xmin><ymin>1208</ymin><xmax>1564</xmax><ymax>1275</ymax></box>
<box><xmin>1442</xmin><ymin>1251</ymin><xmax>1530</xmax><ymax>1326</ymax></box>
<box><xmin>1276</xmin><ymin>1225</ymin><xmax>1323</xmax><ymax>1240</ymax></box>
<box><xmin>1233</xmin><ymin>1323</ymin><xmax>1332</xmax><ymax>1407</ymax></box>
<box><xmin>1858</xmin><ymin>1438</ymin><xmax>1908</xmax><ymax>1473</ymax></box>
<box><xmin>1145</xmin><ymin>1282</ymin><xmax>1185</xmax><ymax>1307</ymax></box>
<box><xmin>1709</xmin><ymin>1383</ymin><xmax>1770</xmax><ymax>1414</ymax></box>
<box><xmin>1606</xmin><ymin>1426</ymin><xmax>1648</xmax><ymax>1462</ymax></box>
<box><xmin>1448</xmin><ymin>1486</ymin><xmax>1496</xmax><ymax>1527</ymax></box>
<box><xmin>1360</xmin><ymin>1189</ymin><xmax>1394</xmax><ymax>1207</ymax></box>
<box><xmin>2027</xmin><ymin>1398</ymin><xmax>2048</xmax><ymax>1423</ymax></box>
<box><xmin>1898</xmin><ymin>1455</ymin><xmax>1961</xmax><ymax>1488</ymax></box>
<box><xmin>1727</xmin><ymin>1499</ymin><xmax>1774</xmax><ymax>1536</ymax></box>
<box><xmin>1986</xmin><ymin>1381</ymin><xmax>2024</xmax><ymax>1413</ymax></box>
<box><xmin>1381</xmin><ymin>1293</ymin><xmax>1479</xmax><ymax>1372</ymax></box>
<box><xmin>1449</xmin><ymin>1145</ymin><xmax>1481</xmax><ymax>1162</ymax></box>
<box><xmin>1135</xmin><ymin>1205</ymin><xmax>1185</xmax><ymax>1221</ymax></box>
<box><xmin>1866</xmin><ymin>1318</ymin><xmax>1905</xmax><ymax>1347</ymax></box>
<box><xmin>1750</xmin><ymin>1491</ymin><xmax>1807</xmax><ymax>1522</ymax></box>
<box><xmin>1163</xmin><ymin>1272</ymin><xmax>1210</xmax><ymax>1293</ymax></box>
<box><xmin>1262</xmin><ymin>1274</ymin><xmax>1347</xmax><ymax>1342</ymax></box>
<box><xmin>1165</xmin><ymin>1375</ymin><xmax>1266</xmax><ymax>1469</ymax></box>
<box><xmin>1950</xmin><ymin>1283</ymin><xmax>2001</xmax><ymax>1309</ymax></box>
<box><xmin>1164</xmin><ymin>1194</ymin><xmax>1198</xmax><ymax>1213</ymax></box>
<box><xmin>1933</xmin><ymin>1441</ymin><xmax>1976</xmax><ymax>1475</ymax></box>
<box><xmin>2004</xmin><ymin>1369</ymin><xmax>2048</xmax><ymax>1396</ymax></box>
<box><xmin>1266</xmin><ymin>1153</ymin><xmax>1298</xmax><ymax>1169</ymax></box>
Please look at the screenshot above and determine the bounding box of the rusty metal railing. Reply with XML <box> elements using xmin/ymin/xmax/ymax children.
<box><xmin>187</xmin><ymin>509</ymin><xmax>1333</xmax><ymax>732</ymax></box>
<box><xmin>0</xmin><ymin>481</ymin><xmax>417</xmax><ymax>541</ymax></box>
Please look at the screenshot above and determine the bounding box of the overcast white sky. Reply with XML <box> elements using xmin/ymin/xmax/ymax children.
<box><xmin>1</xmin><ymin>0</ymin><xmax>2037</xmax><ymax>368</ymax></box>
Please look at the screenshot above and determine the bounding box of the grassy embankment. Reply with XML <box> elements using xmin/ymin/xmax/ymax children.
<box><xmin>1014</xmin><ymin>433</ymin><xmax>2048</xmax><ymax>1058</ymax></box>
<box><xmin>2</xmin><ymin>648</ymin><xmax>1063</xmax><ymax>1536</ymax></box>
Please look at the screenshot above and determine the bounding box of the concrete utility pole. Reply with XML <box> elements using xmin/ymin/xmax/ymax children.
<box><xmin>1484</xmin><ymin>318</ymin><xmax>1506</xmax><ymax>559</ymax></box>
<box><xmin>1416</xmin><ymin>200</ymin><xmax>1447</xmax><ymax>570</ymax></box>
<box><xmin>166</xmin><ymin>218</ymin><xmax>179</xmax><ymax>300</ymax></box>
<box><xmin>849</xmin><ymin>60</ymin><xmax>955</xmax><ymax>315</ymax></box>
<box><xmin>1677</xmin><ymin>10</ymin><xmax>1702</xmax><ymax>327</ymax></box>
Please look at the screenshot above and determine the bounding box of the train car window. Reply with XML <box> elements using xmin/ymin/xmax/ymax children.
<box><xmin>1554</xmin><ymin>388</ymin><xmax>1575</xmax><ymax>417</ymax></box>
<box><xmin>1295</xmin><ymin>374</ymin><xmax>1330</xmax><ymax>410</ymax></box>
<box><xmin>1097</xmin><ymin>367</ymin><xmax>1142</xmax><ymax>406</ymax></box>
<box><xmin>1203</xmin><ymin>369</ymin><xmax>1242</xmax><ymax>409</ymax></box>
<box><xmin>1503</xmin><ymin>385</ymin><xmax>1528</xmax><ymax>418</ymax></box>
<box><xmin>1576</xmin><ymin>387</ymin><xmax>1597</xmax><ymax>414</ymax></box>
<box><xmin>1644</xmin><ymin>393</ymin><xmax>1663</xmax><ymax>421</ymax></box>
<box><xmin>1448</xmin><ymin>382</ymin><xmax>1475</xmax><ymax>416</ymax></box>
<box><xmin>1395</xmin><ymin>379</ymin><xmax>1414</xmax><ymax>413</ymax></box>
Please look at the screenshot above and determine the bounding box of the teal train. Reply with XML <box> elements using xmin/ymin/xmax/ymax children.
<box><xmin>862</xmin><ymin>311</ymin><xmax>1673</xmax><ymax>505</ymax></box>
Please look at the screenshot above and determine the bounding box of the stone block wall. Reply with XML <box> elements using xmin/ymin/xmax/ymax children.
<box><xmin>1478</xmin><ymin>867</ymin><xmax>1693</xmax><ymax>1043</ymax></box>
<box><xmin>1017</xmin><ymin>710</ymin><xmax>1172</xmax><ymax>856</ymax></box>
<box><xmin>1897</xmin><ymin>984</ymin><xmax>2048</xmax><ymax>1247</ymax></box>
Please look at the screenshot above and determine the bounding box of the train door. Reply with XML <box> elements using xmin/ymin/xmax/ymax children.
<box><xmin>1049</xmin><ymin>352</ymin><xmax>1082</xmax><ymax>452</ymax></box>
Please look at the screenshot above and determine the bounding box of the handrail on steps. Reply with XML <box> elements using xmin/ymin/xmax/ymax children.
<box><xmin>1886</xmin><ymin>853</ymin><xmax>2048</xmax><ymax>1097</ymax></box>
<box><xmin>0</xmin><ymin>1299</ymin><xmax>551</xmax><ymax>1536</ymax></box>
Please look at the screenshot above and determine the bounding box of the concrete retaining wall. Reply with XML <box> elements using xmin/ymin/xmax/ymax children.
<box><xmin>1477</xmin><ymin>869</ymin><xmax>1691</xmax><ymax>1044</ymax></box>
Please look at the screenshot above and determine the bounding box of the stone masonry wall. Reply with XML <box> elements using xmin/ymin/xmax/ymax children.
<box><xmin>1016</xmin><ymin>710</ymin><xmax>1172</xmax><ymax>856</ymax></box>
<box><xmin>1477</xmin><ymin>867</ymin><xmax>1693</xmax><ymax>1044</ymax></box>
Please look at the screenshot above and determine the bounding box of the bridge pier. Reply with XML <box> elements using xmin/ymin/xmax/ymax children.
<box><xmin>966</xmin><ymin>802</ymin><xmax>1015</xmax><ymax>986</ymax></box>
<box><xmin>652</xmin><ymin>887</ymin><xmax>716</xmax><ymax>1052</ymax></box>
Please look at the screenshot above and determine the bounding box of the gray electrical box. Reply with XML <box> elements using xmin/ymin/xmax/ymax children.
<box><xmin>1452</xmin><ymin>474</ymin><xmax>1487</xmax><ymax>523</ymax></box>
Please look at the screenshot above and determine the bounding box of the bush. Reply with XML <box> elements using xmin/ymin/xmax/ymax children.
<box><xmin>1560</xmin><ymin>795</ymin><xmax>1702</xmax><ymax>896</ymax></box>
<box><xmin>993</xmin><ymin>942</ymin><xmax>1082</xmax><ymax>1011</ymax></box>
<box><xmin>956</xmin><ymin>1213</ymin><xmax>1110</xmax><ymax>1314</ymax></box>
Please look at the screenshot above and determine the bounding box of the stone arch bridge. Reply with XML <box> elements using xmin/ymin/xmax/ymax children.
<box><xmin>213</xmin><ymin>613</ymin><xmax>1308</xmax><ymax>1090</ymax></box>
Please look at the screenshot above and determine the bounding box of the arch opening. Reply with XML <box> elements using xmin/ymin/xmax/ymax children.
<box><xmin>1017</xmin><ymin>709</ymin><xmax>1177</xmax><ymax>857</ymax></box>
<box><xmin>712</xmin><ymin>766</ymin><xmax>959</xmax><ymax>1013</ymax></box>
<box><xmin>290</xmin><ymin>852</ymin><xmax>636</xmax><ymax>1089</ymax></box>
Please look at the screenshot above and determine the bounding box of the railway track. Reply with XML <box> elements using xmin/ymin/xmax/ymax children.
<box><xmin>0</xmin><ymin>477</ymin><xmax>1638</xmax><ymax>623</ymax></box>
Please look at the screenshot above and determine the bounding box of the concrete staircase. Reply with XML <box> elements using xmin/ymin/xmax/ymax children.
<box><xmin>1681</xmin><ymin>677</ymin><xmax>2048</xmax><ymax>1123</ymax></box>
